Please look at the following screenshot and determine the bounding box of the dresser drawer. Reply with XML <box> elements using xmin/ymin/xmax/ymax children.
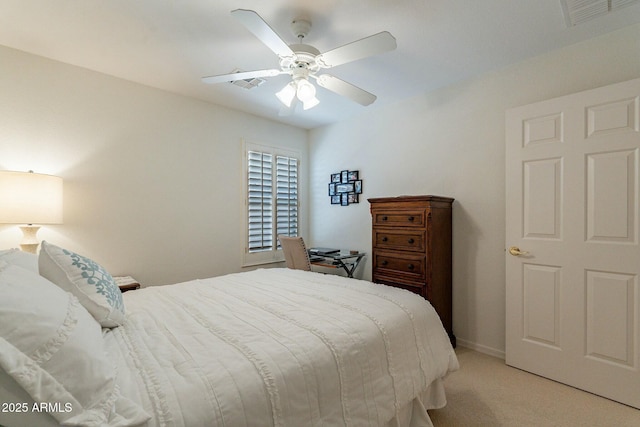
<box><xmin>372</xmin><ymin>209</ymin><xmax>426</xmax><ymax>228</ymax></box>
<box><xmin>373</xmin><ymin>229</ymin><xmax>425</xmax><ymax>252</ymax></box>
<box><xmin>373</xmin><ymin>251</ymin><xmax>425</xmax><ymax>280</ymax></box>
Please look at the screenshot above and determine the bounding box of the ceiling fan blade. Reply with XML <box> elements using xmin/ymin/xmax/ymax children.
<box><xmin>316</xmin><ymin>31</ymin><xmax>396</xmax><ymax>68</ymax></box>
<box><xmin>316</xmin><ymin>74</ymin><xmax>377</xmax><ymax>106</ymax></box>
<box><xmin>202</xmin><ymin>69</ymin><xmax>284</xmax><ymax>84</ymax></box>
<box><xmin>231</xmin><ymin>9</ymin><xmax>294</xmax><ymax>58</ymax></box>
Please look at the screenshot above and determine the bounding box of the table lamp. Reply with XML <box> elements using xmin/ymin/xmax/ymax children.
<box><xmin>0</xmin><ymin>170</ymin><xmax>63</xmax><ymax>253</ymax></box>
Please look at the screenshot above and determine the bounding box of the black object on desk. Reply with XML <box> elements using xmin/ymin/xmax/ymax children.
<box><xmin>308</xmin><ymin>250</ymin><xmax>366</xmax><ymax>278</ymax></box>
<box><xmin>308</xmin><ymin>247</ymin><xmax>340</xmax><ymax>256</ymax></box>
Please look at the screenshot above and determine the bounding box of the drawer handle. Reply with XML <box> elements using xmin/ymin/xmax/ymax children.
<box><xmin>382</xmin><ymin>216</ymin><xmax>388</xmax><ymax>221</ymax></box>
<box><xmin>381</xmin><ymin>236</ymin><xmax>388</xmax><ymax>242</ymax></box>
<box><xmin>407</xmin><ymin>264</ymin><xmax>415</xmax><ymax>270</ymax></box>
<box><xmin>381</xmin><ymin>260</ymin><xmax>388</xmax><ymax>266</ymax></box>
<box><xmin>408</xmin><ymin>216</ymin><xmax>415</xmax><ymax>222</ymax></box>
<box><xmin>408</xmin><ymin>238</ymin><xmax>415</xmax><ymax>244</ymax></box>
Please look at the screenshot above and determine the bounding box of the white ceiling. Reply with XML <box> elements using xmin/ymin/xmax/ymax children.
<box><xmin>1</xmin><ymin>0</ymin><xmax>640</xmax><ymax>129</ymax></box>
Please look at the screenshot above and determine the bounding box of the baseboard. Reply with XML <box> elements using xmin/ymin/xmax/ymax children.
<box><xmin>456</xmin><ymin>338</ymin><xmax>505</xmax><ymax>360</ymax></box>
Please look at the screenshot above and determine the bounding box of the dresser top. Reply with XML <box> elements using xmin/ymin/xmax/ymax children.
<box><xmin>367</xmin><ymin>195</ymin><xmax>454</xmax><ymax>204</ymax></box>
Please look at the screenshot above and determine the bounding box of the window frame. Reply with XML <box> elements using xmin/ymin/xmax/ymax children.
<box><xmin>242</xmin><ymin>141</ymin><xmax>301</xmax><ymax>267</ymax></box>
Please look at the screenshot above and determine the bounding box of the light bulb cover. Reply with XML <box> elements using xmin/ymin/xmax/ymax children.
<box><xmin>296</xmin><ymin>79</ymin><xmax>316</xmax><ymax>102</ymax></box>
<box><xmin>276</xmin><ymin>82</ymin><xmax>296</xmax><ymax>107</ymax></box>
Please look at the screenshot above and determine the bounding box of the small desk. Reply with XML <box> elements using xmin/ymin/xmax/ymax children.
<box><xmin>309</xmin><ymin>251</ymin><xmax>366</xmax><ymax>278</ymax></box>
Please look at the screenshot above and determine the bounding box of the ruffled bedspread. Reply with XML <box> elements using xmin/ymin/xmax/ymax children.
<box><xmin>106</xmin><ymin>268</ymin><xmax>458</xmax><ymax>427</ymax></box>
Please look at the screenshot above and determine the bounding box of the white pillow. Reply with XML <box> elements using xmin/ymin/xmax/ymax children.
<box><xmin>0</xmin><ymin>261</ymin><xmax>149</xmax><ymax>427</ymax></box>
<box><xmin>39</xmin><ymin>241</ymin><xmax>125</xmax><ymax>328</ymax></box>
<box><xmin>0</xmin><ymin>248</ymin><xmax>38</xmax><ymax>273</ymax></box>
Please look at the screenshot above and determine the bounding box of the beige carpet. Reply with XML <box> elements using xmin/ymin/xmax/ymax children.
<box><xmin>428</xmin><ymin>347</ymin><xmax>640</xmax><ymax>426</ymax></box>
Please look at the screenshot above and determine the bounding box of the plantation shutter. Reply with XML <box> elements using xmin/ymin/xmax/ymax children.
<box><xmin>276</xmin><ymin>155</ymin><xmax>299</xmax><ymax>240</ymax></box>
<box><xmin>247</xmin><ymin>150</ymin><xmax>299</xmax><ymax>253</ymax></box>
<box><xmin>247</xmin><ymin>151</ymin><xmax>273</xmax><ymax>252</ymax></box>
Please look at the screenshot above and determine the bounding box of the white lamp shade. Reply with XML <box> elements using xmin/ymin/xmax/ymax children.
<box><xmin>0</xmin><ymin>171</ymin><xmax>63</xmax><ymax>224</ymax></box>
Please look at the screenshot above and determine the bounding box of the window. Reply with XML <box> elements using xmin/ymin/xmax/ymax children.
<box><xmin>244</xmin><ymin>143</ymin><xmax>299</xmax><ymax>265</ymax></box>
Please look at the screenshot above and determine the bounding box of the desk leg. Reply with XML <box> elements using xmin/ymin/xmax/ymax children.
<box><xmin>338</xmin><ymin>257</ymin><xmax>363</xmax><ymax>278</ymax></box>
<box><xmin>332</xmin><ymin>260</ymin><xmax>350</xmax><ymax>277</ymax></box>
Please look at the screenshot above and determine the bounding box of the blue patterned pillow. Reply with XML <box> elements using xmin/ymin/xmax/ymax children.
<box><xmin>38</xmin><ymin>241</ymin><xmax>124</xmax><ymax>327</ymax></box>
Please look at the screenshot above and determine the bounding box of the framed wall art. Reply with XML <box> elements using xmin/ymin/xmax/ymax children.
<box><xmin>328</xmin><ymin>169</ymin><xmax>362</xmax><ymax>206</ymax></box>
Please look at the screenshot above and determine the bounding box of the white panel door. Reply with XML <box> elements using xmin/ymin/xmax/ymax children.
<box><xmin>506</xmin><ymin>78</ymin><xmax>640</xmax><ymax>409</ymax></box>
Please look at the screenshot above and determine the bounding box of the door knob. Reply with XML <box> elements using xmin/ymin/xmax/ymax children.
<box><xmin>508</xmin><ymin>246</ymin><xmax>529</xmax><ymax>256</ymax></box>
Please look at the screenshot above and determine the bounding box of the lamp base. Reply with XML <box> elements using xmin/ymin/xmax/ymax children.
<box><xmin>19</xmin><ymin>225</ymin><xmax>41</xmax><ymax>254</ymax></box>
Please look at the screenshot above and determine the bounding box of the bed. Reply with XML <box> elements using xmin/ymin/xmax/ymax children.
<box><xmin>0</xmin><ymin>243</ymin><xmax>458</xmax><ymax>427</ymax></box>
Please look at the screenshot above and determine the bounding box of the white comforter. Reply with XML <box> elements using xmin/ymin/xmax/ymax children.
<box><xmin>107</xmin><ymin>268</ymin><xmax>458</xmax><ymax>427</ymax></box>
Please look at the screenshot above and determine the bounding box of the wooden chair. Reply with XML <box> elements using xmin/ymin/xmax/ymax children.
<box><xmin>278</xmin><ymin>235</ymin><xmax>312</xmax><ymax>271</ymax></box>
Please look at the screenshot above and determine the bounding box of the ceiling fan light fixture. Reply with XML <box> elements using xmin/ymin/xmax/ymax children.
<box><xmin>276</xmin><ymin>82</ymin><xmax>296</xmax><ymax>107</ymax></box>
<box><xmin>278</xmin><ymin>77</ymin><xmax>320</xmax><ymax>110</ymax></box>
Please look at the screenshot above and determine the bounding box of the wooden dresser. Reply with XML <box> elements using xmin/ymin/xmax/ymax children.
<box><xmin>368</xmin><ymin>195</ymin><xmax>455</xmax><ymax>346</ymax></box>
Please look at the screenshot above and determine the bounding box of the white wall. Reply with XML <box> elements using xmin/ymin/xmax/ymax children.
<box><xmin>0</xmin><ymin>45</ymin><xmax>308</xmax><ymax>286</ymax></box>
<box><xmin>309</xmin><ymin>24</ymin><xmax>640</xmax><ymax>356</ymax></box>
<box><xmin>3</xmin><ymin>23</ymin><xmax>640</xmax><ymax>356</ymax></box>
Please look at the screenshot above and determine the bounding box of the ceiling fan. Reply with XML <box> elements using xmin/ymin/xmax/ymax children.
<box><xmin>202</xmin><ymin>9</ymin><xmax>397</xmax><ymax>111</ymax></box>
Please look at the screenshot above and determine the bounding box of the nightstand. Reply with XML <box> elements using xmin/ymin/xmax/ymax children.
<box><xmin>114</xmin><ymin>276</ymin><xmax>141</xmax><ymax>292</ymax></box>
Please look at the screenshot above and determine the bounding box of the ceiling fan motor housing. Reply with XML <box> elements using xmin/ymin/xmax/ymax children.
<box><xmin>280</xmin><ymin>44</ymin><xmax>320</xmax><ymax>73</ymax></box>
